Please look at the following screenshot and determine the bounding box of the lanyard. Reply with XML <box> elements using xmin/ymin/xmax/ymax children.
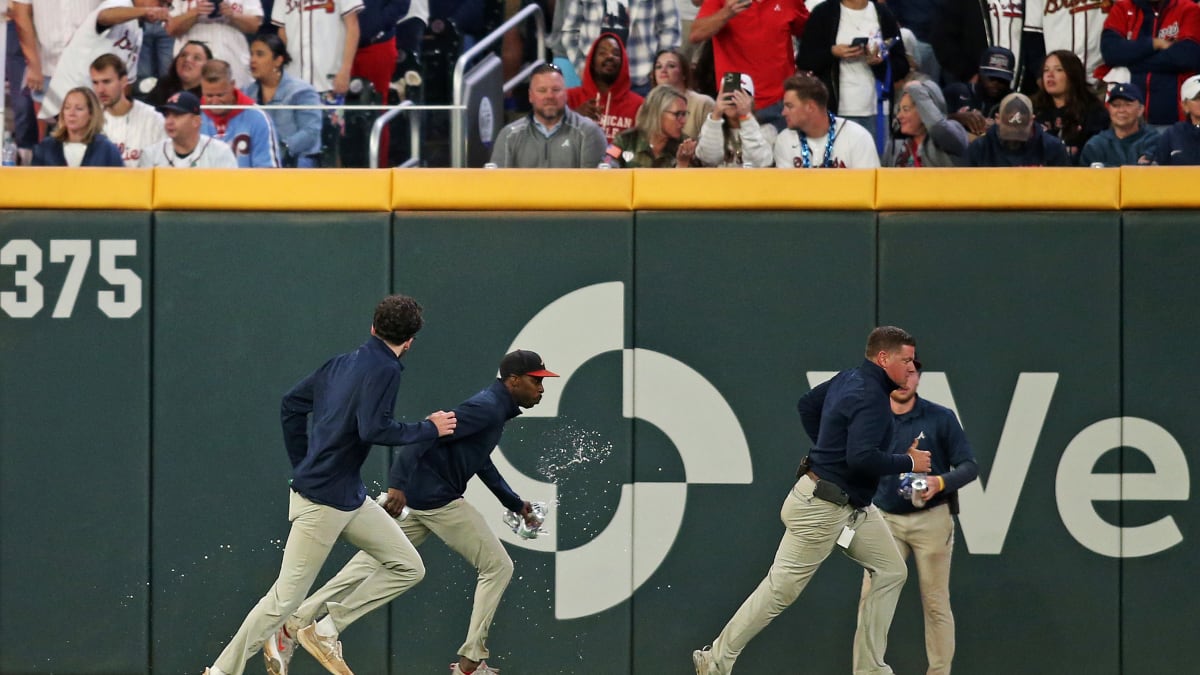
<box><xmin>800</xmin><ymin>112</ymin><xmax>838</xmax><ymax>168</ymax></box>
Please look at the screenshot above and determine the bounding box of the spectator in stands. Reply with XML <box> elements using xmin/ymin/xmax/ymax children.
<box><xmin>929</xmin><ymin>0</ymin><xmax>989</xmax><ymax>86</ymax></box>
<box><xmin>200</xmin><ymin>59</ymin><xmax>280</xmax><ymax>167</ymax></box>
<box><xmin>352</xmin><ymin>0</ymin><xmax>407</xmax><ymax>106</ymax></box>
<box><xmin>139</xmin><ymin>90</ymin><xmax>239</xmax><ymax>167</ymax></box>
<box><xmin>167</xmin><ymin>1</ymin><xmax>264</xmax><ymax>91</ymax></box>
<box><xmin>604</xmin><ymin>84</ymin><xmax>699</xmax><ymax>167</ymax></box>
<box><xmin>244</xmin><ymin>33</ymin><xmax>323</xmax><ymax>167</ymax></box>
<box><xmin>29</xmin><ymin>0</ymin><xmax>170</xmax><ymax>123</ymax></box>
<box><xmin>796</xmin><ymin>0</ymin><xmax>908</xmax><ymax>153</ymax></box>
<box><xmin>1099</xmin><ymin>0</ymin><xmax>1200</xmax><ymax>130</ymax></box>
<box><xmin>1154</xmin><ymin>74</ymin><xmax>1200</xmax><ymax>164</ymax></box>
<box><xmin>272</xmin><ymin>0</ymin><xmax>363</xmax><ymax>98</ymax></box>
<box><xmin>8</xmin><ymin>18</ymin><xmax>39</xmax><ymax>164</ymax></box>
<box><xmin>690</xmin><ymin>0</ymin><xmax>808</xmax><ymax>128</ymax></box>
<box><xmin>559</xmin><ymin>0</ymin><xmax>681</xmax><ymax>95</ymax></box>
<box><xmin>695</xmin><ymin>72</ymin><xmax>776</xmax><ymax>167</ymax></box>
<box><xmin>944</xmin><ymin>47</ymin><xmax>1015</xmax><ymax>141</ymax></box>
<box><xmin>146</xmin><ymin>40</ymin><xmax>212</xmax><ymax>107</ymax></box>
<box><xmin>1032</xmin><ymin>50</ymin><xmax>1108</xmax><ymax>163</ymax></box>
<box><xmin>567</xmin><ymin>33</ymin><xmax>645</xmax><ymax>142</ymax></box>
<box><xmin>965</xmin><ymin>92</ymin><xmax>1071</xmax><ymax>166</ymax></box>
<box><xmin>490</xmin><ymin>63</ymin><xmax>608</xmax><ymax>168</ymax></box>
<box><xmin>1080</xmin><ymin>82</ymin><xmax>1159</xmax><ymax>166</ymax></box>
<box><xmin>140</xmin><ymin>12</ymin><xmax>175</xmax><ymax>81</ymax></box>
<box><xmin>652</xmin><ymin>47</ymin><xmax>713</xmax><ymax>140</ymax></box>
<box><xmin>32</xmin><ymin>86</ymin><xmax>125</xmax><ymax>166</ymax></box>
<box><xmin>90</xmin><ymin>52</ymin><xmax>167</xmax><ymax>167</ymax></box>
<box><xmin>885</xmin><ymin>79</ymin><xmax>967</xmax><ymax>167</ymax></box>
<box><xmin>10</xmin><ymin>0</ymin><xmax>101</xmax><ymax>111</ymax></box>
<box><xmin>773</xmin><ymin>73</ymin><xmax>880</xmax><ymax>169</ymax></box>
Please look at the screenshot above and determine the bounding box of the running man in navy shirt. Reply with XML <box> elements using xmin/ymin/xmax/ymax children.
<box><xmin>270</xmin><ymin>350</ymin><xmax>557</xmax><ymax>675</ymax></box>
<box><xmin>693</xmin><ymin>326</ymin><xmax>931</xmax><ymax>675</ymax></box>
<box><xmin>204</xmin><ymin>295</ymin><xmax>457</xmax><ymax>675</ymax></box>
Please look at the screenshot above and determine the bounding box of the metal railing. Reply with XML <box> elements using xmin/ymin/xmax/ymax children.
<box><xmin>451</xmin><ymin>3</ymin><xmax>547</xmax><ymax>167</ymax></box>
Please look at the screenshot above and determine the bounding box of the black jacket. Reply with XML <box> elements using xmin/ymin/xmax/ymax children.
<box><xmin>796</xmin><ymin>0</ymin><xmax>909</xmax><ymax>116</ymax></box>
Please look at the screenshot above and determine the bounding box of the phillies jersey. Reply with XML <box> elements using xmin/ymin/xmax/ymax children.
<box><xmin>104</xmin><ymin>100</ymin><xmax>167</xmax><ymax>167</ymax></box>
<box><xmin>1025</xmin><ymin>0</ymin><xmax>1111</xmax><ymax>82</ymax></box>
<box><xmin>271</xmin><ymin>0</ymin><xmax>364</xmax><ymax>93</ymax></box>
<box><xmin>11</xmin><ymin>0</ymin><xmax>100</xmax><ymax>77</ymax></box>
<box><xmin>170</xmin><ymin>0</ymin><xmax>264</xmax><ymax>89</ymax></box>
<box><xmin>39</xmin><ymin>0</ymin><xmax>142</xmax><ymax>121</ymax></box>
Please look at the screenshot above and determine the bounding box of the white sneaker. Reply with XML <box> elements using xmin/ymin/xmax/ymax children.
<box><xmin>297</xmin><ymin>623</ymin><xmax>354</xmax><ymax>675</ymax></box>
<box><xmin>692</xmin><ymin>646</ymin><xmax>716</xmax><ymax>675</ymax></box>
<box><xmin>263</xmin><ymin>626</ymin><xmax>295</xmax><ymax>675</ymax></box>
<box><xmin>450</xmin><ymin>661</ymin><xmax>499</xmax><ymax>674</ymax></box>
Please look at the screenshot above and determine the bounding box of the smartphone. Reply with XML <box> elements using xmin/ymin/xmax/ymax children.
<box><xmin>721</xmin><ymin>72</ymin><xmax>742</xmax><ymax>95</ymax></box>
<box><xmin>209</xmin><ymin>0</ymin><xmax>224</xmax><ymax>19</ymax></box>
<box><xmin>850</xmin><ymin>37</ymin><xmax>870</xmax><ymax>49</ymax></box>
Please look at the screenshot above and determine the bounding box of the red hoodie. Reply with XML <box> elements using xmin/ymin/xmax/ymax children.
<box><xmin>567</xmin><ymin>32</ymin><xmax>644</xmax><ymax>142</ymax></box>
<box><xmin>202</xmin><ymin>89</ymin><xmax>256</xmax><ymax>136</ymax></box>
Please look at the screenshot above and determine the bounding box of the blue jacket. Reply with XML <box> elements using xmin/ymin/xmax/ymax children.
<box><xmin>32</xmin><ymin>134</ymin><xmax>124</xmax><ymax>167</ymax></box>
<box><xmin>1155</xmin><ymin>120</ymin><xmax>1200</xmax><ymax>164</ymax></box>
<box><xmin>1079</xmin><ymin>125</ymin><xmax>1160</xmax><ymax>166</ymax></box>
<box><xmin>282</xmin><ymin>337</ymin><xmax>439</xmax><ymax>511</ymax></box>
<box><xmin>873</xmin><ymin>396</ymin><xmax>979</xmax><ymax>514</ymax></box>
<box><xmin>358</xmin><ymin>0</ymin><xmax>410</xmax><ymax>46</ymax></box>
<box><xmin>201</xmin><ymin>90</ymin><xmax>281</xmax><ymax>168</ymax></box>
<box><xmin>798</xmin><ymin>359</ymin><xmax>913</xmax><ymax>508</ymax></box>
<box><xmin>245</xmin><ymin>72</ymin><xmax>323</xmax><ymax>160</ymax></box>
<box><xmin>389</xmin><ymin>379</ymin><xmax>524</xmax><ymax>512</ymax></box>
<box><xmin>965</xmin><ymin>124</ymin><xmax>1071</xmax><ymax>167</ymax></box>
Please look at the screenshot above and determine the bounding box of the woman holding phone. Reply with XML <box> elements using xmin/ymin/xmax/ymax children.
<box><xmin>696</xmin><ymin>73</ymin><xmax>777</xmax><ymax>167</ymax></box>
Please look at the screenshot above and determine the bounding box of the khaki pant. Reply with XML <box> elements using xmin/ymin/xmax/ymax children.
<box><xmin>214</xmin><ymin>491</ymin><xmax>425</xmax><ymax>675</ymax></box>
<box><xmin>706</xmin><ymin>475</ymin><xmax>907</xmax><ymax>675</ymax></box>
<box><xmin>859</xmin><ymin>504</ymin><xmax>956</xmax><ymax>675</ymax></box>
<box><xmin>293</xmin><ymin>497</ymin><xmax>513</xmax><ymax>662</ymax></box>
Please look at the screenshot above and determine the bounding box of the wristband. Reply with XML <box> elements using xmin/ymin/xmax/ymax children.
<box><xmin>937</xmin><ymin>475</ymin><xmax>945</xmax><ymax>491</ymax></box>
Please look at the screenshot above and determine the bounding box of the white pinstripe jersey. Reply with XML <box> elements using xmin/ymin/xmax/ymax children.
<box><xmin>39</xmin><ymin>0</ymin><xmax>142</xmax><ymax>121</ymax></box>
<box><xmin>104</xmin><ymin>100</ymin><xmax>167</xmax><ymax>167</ymax></box>
<box><xmin>170</xmin><ymin>1</ymin><xmax>264</xmax><ymax>90</ymax></box>
<box><xmin>12</xmin><ymin>0</ymin><xmax>101</xmax><ymax>76</ymax></box>
<box><xmin>988</xmin><ymin>0</ymin><xmax>1026</xmax><ymax>66</ymax></box>
<box><xmin>271</xmin><ymin>0</ymin><xmax>364</xmax><ymax>94</ymax></box>
<box><xmin>1025</xmin><ymin>0</ymin><xmax>1109</xmax><ymax>82</ymax></box>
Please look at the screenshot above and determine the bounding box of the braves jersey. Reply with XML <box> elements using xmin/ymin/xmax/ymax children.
<box><xmin>170</xmin><ymin>0</ymin><xmax>264</xmax><ymax>89</ymax></box>
<box><xmin>988</xmin><ymin>0</ymin><xmax>1026</xmax><ymax>65</ymax></box>
<box><xmin>137</xmin><ymin>134</ymin><xmax>239</xmax><ymax>167</ymax></box>
<box><xmin>39</xmin><ymin>0</ymin><xmax>142</xmax><ymax>121</ymax></box>
<box><xmin>12</xmin><ymin>0</ymin><xmax>100</xmax><ymax>77</ymax></box>
<box><xmin>1026</xmin><ymin>0</ymin><xmax>1111</xmax><ymax>81</ymax></box>
<box><xmin>773</xmin><ymin>117</ymin><xmax>881</xmax><ymax>169</ymax></box>
<box><xmin>271</xmin><ymin>0</ymin><xmax>364</xmax><ymax>93</ymax></box>
<box><xmin>104</xmin><ymin>99</ymin><xmax>167</xmax><ymax>167</ymax></box>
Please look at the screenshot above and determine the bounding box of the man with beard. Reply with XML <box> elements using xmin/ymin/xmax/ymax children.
<box><xmin>199</xmin><ymin>58</ymin><xmax>280</xmax><ymax>167</ymax></box>
<box><xmin>567</xmin><ymin>33</ymin><xmax>645</xmax><ymax>142</ymax></box>
<box><xmin>138</xmin><ymin>90</ymin><xmax>238</xmax><ymax>167</ymax></box>
<box><xmin>858</xmin><ymin>357</ymin><xmax>978</xmax><ymax>675</ymax></box>
<box><xmin>944</xmin><ymin>47</ymin><xmax>1017</xmax><ymax>142</ymax></box>
<box><xmin>491</xmin><ymin>62</ymin><xmax>607</xmax><ymax>167</ymax></box>
<box><xmin>265</xmin><ymin>350</ymin><xmax>557</xmax><ymax>675</ymax></box>
<box><xmin>89</xmin><ymin>52</ymin><xmax>165</xmax><ymax>166</ymax></box>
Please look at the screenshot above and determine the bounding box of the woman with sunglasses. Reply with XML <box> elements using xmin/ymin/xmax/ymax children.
<box><xmin>605</xmin><ymin>85</ymin><xmax>699</xmax><ymax>167</ymax></box>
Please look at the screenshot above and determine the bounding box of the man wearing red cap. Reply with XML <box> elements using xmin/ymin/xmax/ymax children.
<box><xmin>267</xmin><ymin>350</ymin><xmax>558</xmax><ymax>675</ymax></box>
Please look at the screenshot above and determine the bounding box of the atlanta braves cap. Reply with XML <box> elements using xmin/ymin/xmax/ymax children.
<box><xmin>1181</xmin><ymin>75</ymin><xmax>1200</xmax><ymax>102</ymax></box>
<box><xmin>1106</xmin><ymin>82</ymin><xmax>1143</xmax><ymax>104</ymax></box>
<box><xmin>997</xmin><ymin>92</ymin><xmax>1034</xmax><ymax>142</ymax></box>
<box><xmin>159</xmin><ymin>91</ymin><xmax>201</xmax><ymax>116</ymax></box>
<box><xmin>979</xmin><ymin>46</ymin><xmax>1016</xmax><ymax>82</ymax></box>
<box><xmin>500</xmin><ymin>350</ymin><xmax>560</xmax><ymax>378</ymax></box>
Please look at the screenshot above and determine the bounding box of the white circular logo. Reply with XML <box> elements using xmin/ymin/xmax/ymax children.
<box><xmin>478</xmin><ymin>97</ymin><xmax>495</xmax><ymax>146</ymax></box>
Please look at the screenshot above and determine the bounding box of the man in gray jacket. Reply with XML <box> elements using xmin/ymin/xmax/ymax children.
<box><xmin>489</xmin><ymin>63</ymin><xmax>607</xmax><ymax>168</ymax></box>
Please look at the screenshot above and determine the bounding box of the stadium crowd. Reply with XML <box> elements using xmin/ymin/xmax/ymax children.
<box><xmin>5</xmin><ymin>0</ymin><xmax>1200</xmax><ymax>168</ymax></box>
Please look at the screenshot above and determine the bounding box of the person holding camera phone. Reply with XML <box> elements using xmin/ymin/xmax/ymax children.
<box><xmin>167</xmin><ymin>1</ymin><xmax>264</xmax><ymax>93</ymax></box>
<box><xmin>695</xmin><ymin>71</ymin><xmax>776</xmax><ymax>166</ymax></box>
<box><xmin>692</xmin><ymin>326</ymin><xmax>930</xmax><ymax>675</ymax></box>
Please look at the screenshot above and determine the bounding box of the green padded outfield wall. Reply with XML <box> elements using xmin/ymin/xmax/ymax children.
<box><xmin>2</xmin><ymin>199</ymin><xmax>1198</xmax><ymax>674</ymax></box>
<box><xmin>0</xmin><ymin>211</ymin><xmax>151</xmax><ymax>674</ymax></box>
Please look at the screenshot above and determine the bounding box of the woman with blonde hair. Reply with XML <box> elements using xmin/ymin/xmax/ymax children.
<box><xmin>32</xmin><ymin>87</ymin><xmax>123</xmax><ymax>167</ymax></box>
<box><xmin>607</xmin><ymin>85</ymin><xmax>699</xmax><ymax>168</ymax></box>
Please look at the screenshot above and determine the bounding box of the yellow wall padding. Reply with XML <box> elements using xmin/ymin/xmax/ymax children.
<box><xmin>392</xmin><ymin>168</ymin><xmax>634</xmax><ymax>210</ymax></box>
<box><xmin>151</xmin><ymin>169</ymin><xmax>393</xmax><ymax>211</ymax></box>
<box><xmin>1120</xmin><ymin>166</ymin><xmax>1200</xmax><ymax>209</ymax></box>
<box><xmin>633</xmin><ymin>168</ymin><xmax>877</xmax><ymax>210</ymax></box>
<box><xmin>0</xmin><ymin>168</ymin><xmax>153</xmax><ymax>210</ymax></box>
<box><xmin>875</xmin><ymin>168</ymin><xmax>1121</xmax><ymax>210</ymax></box>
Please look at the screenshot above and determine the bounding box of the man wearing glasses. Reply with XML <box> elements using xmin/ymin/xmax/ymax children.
<box><xmin>490</xmin><ymin>62</ymin><xmax>607</xmax><ymax>168</ymax></box>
